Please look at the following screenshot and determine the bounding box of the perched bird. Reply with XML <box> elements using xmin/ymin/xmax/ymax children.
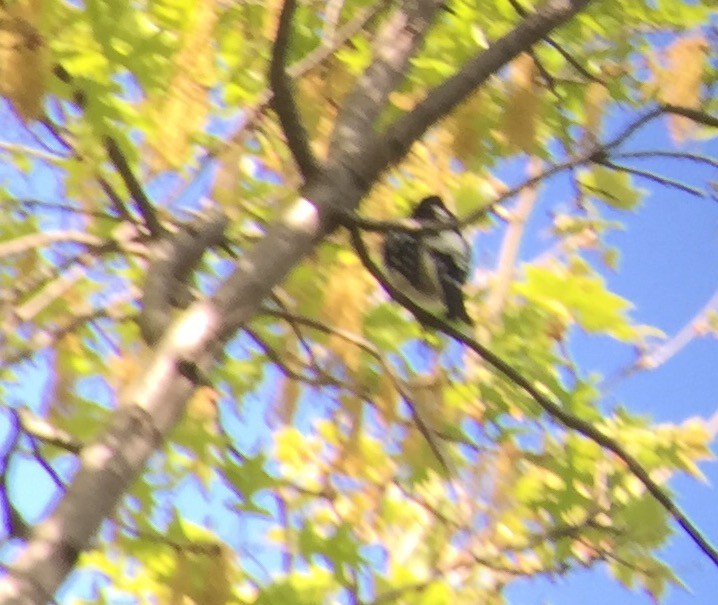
<box><xmin>382</xmin><ymin>195</ymin><xmax>472</xmax><ymax>325</ymax></box>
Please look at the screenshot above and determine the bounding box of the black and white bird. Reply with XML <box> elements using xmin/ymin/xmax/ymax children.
<box><xmin>382</xmin><ymin>195</ymin><xmax>472</xmax><ymax>325</ymax></box>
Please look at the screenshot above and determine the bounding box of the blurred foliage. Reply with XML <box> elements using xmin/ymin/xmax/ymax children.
<box><xmin>0</xmin><ymin>0</ymin><xmax>715</xmax><ymax>604</ymax></box>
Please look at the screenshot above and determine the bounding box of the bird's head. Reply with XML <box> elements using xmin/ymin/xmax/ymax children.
<box><xmin>411</xmin><ymin>195</ymin><xmax>452</xmax><ymax>222</ymax></box>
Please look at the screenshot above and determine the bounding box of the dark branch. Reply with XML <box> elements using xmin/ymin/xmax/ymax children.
<box><xmin>269</xmin><ymin>0</ymin><xmax>319</xmax><ymax>180</ymax></box>
<box><xmin>461</xmin><ymin>101</ymin><xmax>715</xmax><ymax>227</ymax></box>
<box><xmin>597</xmin><ymin>159</ymin><xmax>706</xmax><ymax>198</ymax></box>
<box><xmin>97</xmin><ymin>176</ymin><xmax>136</xmax><ymax>223</ymax></box>
<box><xmin>613</xmin><ymin>150</ymin><xmax>718</xmax><ymax>170</ymax></box>
<box><xmin>369</xmin><ymin>0</ymin><xmax>594</xmax><ymax>173</ymax></box>
<box><xmin>202</xmin><ymin>0</ymin><xmax>387</xmax><ymax>168</ymax></box>
<box><xmin>349</xmin><ymin>225</ymin><xmax>718</xmax><ymax>569</ymax></box>
<box><xmin>661</xmin><ymin>104</ymin><xmax>718</xmax><ymax>129</ymax></box>
<box><xmin>103</xmin><ymin>137</ymin><xmax>163</xmax><ymax>237</ymax></box>
<box><xmin>53</xmin><ymin>65</ymin><xmax>160</xmax><ymax>233</ymax></box>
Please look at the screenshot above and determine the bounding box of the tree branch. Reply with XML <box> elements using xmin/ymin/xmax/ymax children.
<box><xmin>15</xmin><ymin>261</ymin><xmax>93</xmax><ymax>324</ymax></box>
<box><xmin>6</xmin><ymin>2</ymin><xmax>696</xmax><ymax>602</ymax></box>
<box><xmin>103</xmin><ymin>137</ymin><xmax>163</xmax><ymax>237</ymax></box>
<box><xmin>264</xmin><ymin>305</ymin><xmax>452</xmax><ymax>475</ymax></box>
<box><xmin>269</xmin><ymin>0</ymin><xmax>319</xmax><ymax>180</ymax></box>
<box><xmin>349</xmin><ymin>225</ymin><xmax>718</xmax><ymax>569</ymax></box>
<box><xmin>203</xmin><ymin>0</ymin><xmax>388</xmax><ymax>166</ymax></box>
<box><xmin>139</xmin><ymin>210</ymin><xmax>228</xmax><ymax>345</ymax></box>
<box><xmin>366</xmin><ymin>0</ymin><xmax>594</xmax><ymax>175</ymax></box>
<box><xmin>1</xmin><ymin>292</ymin><xmax>137</xmax><ymax>367</ymax></box>
<box><xmin>597</xmin><ymin>159</ymin><xmax>706</xmax><ymax>198</ymax></box>
<box><xmin>0</xmin><ymin>294</ymin><xmax>227</xmax><ymax>603</ymax></box>
<box><xmin>508</xmin><ymin>0</ymin><xmax>605</xmax><ymax>85</ymax></box>
<box><xmin>460</xmin><ymin>102</ymin><xmax>711</xmax><ymax>227</ymax></box>
<box><xmin>660</xmin><ymin>104</ymin><xmax>718</xmax><ymax>129</ymax></box>
<box><xmin>485</xmin><ymin>156</ymin><xmax>542</xmax><ymax>322</ymax></box>
<box><xmin>612</xmin><ymin>149</ymin><xmax>718</xmax><ymax>170</ymax></box>
<box><xmin>603</xmin><ymin>288</ymin><xmax>718</xmax><ymax>390</ymax></box>
<box><xmin>328</xmin><ymin>0</ymin><xmax>444</xmax><ymax>159</ymax></box>
<box><xmin>638</xmin><ymin>288</ymin><xmax>718</xmax><ymax>370</ymax></box>
<box><xmin>52</xmin><ymin>65</ymin><xmax>161</xmax><ymax>234</ymax></box>
<box><xmin>0</xmin><ymin>227</ymin><xmax>147</xmax><ymax>259</ymax></box>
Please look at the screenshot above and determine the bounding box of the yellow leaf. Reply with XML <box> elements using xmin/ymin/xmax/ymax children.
<box><xmin>170</xmin><ymin>543</ymin><xmax>232</xmax><ymax>605</ymax></box>
<box><xmin>0</xmin><ymin>1</ymin><xmax>49</xmax><ymax>121</ymax></box>
<box><xmin>108</xmin><ymin>351</ymin><xmax>141</xmax><ymax>393</ymax></box>
<box><xmin>448</xmin><ymin>89</ymin><xmax>487</xmax><ymax>164</ymax></box>
<box><xmin>502</xmin><ymin>53</ymin><xmax>539</xmax><ymax>153</ymax></box>
<box><xmin>188</xmin><ymin>385</ymin><xmax>219</xmax><ymax>423</ymax></box>
<box><xmin>657</xmin><ymin>35</ymin><xmax>708</xmax><ymax>144</ymax></box>
<box><xmin>583</xmin><ymin>82</ymin><xmax>609</xmax><ymax>137</ymax></box>
<box><xmin>146</xmin><ymin>1</ymin><xmax>218</xmax><ymax>168</ymax></box>
<box><xmin>322</xmin><ymin>252</ymin><xmax>371</xmax><ymax>372</ymax></box>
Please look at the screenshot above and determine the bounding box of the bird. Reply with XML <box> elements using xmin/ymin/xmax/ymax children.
<box><xmin>382</xmin><ymin>195</ymin><xmax>472</xmax><ymax>325</ymax></box>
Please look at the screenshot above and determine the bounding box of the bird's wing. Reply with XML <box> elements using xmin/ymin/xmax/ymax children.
<box><xmin>383</xmin><ymin>231</ymin><xmax>420</xmax><ymax>282</ymax></box>
<box><xmin>428</xmin><ymin>246</ymin><xmax>472</xmax><ymax>324</ymax></box>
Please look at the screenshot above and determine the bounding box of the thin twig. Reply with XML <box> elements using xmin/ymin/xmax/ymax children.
<box><xmin>15</xmin><ymin>260</ymin><xmax>94</xmax><ymax>323</ymax></box>
<box><xmin>264</xmin><ymin>306</ymin><xmax>454</xmax><ymax>476</ymax></box>
<box><xmin>97</xmin><ymin>177</ymin><xmax>136</xmax><ymax>223</ymax></box>
<box><xmin>8</xmin><ymin>199</ymin><xmax>122</xmax><ymax>221</ymax></box>
<box><xmin>597</xmin><ymin>159</ymin><xmax>705</xmax><ymax>198</ymax></box>
<box><xmin>603</xmin><ymin>108</ymin><xmax>664</xmax><ymax>151</ymax></box>
<box><xmin>103</xmin><ymin>137</ymin><xmax>163</xmax><ymax>237</ymax></box>
<box><xmin>602</xmin><ymin>288</ymin><xmax>718</xmax><ymax>391</ymax></box>
<box><xmin>27</xmin><ymin>435</ymin><xmax>66</xmax><ymax>491</ymax></box>
<box><xmin>245</xmin><ymin>326</ymin><xmax>336</xmax><ymax>387</ymax></box>
<box><xmin>5</xmin><ymin>282</ymin><xmax>137</xmax><ymax>356</ymax></box>
<box><xmin>269</xmin><ymin>291</ymin><xmax>320</xmax><ymax>369</ymax></box>
<box><xmin>639</xmin><ymin>288</ymin><xmax>718</xmax><ymax>370</ymax></box>
<box><xmin>544</xmin><ymin>36</ymin><xmax>605</xmax><ymax>84</ymax></box>
<box><xmin>0</xmin><ymin>231</ymin><xmax>103</xmax><ymax>258</ymax></box>
<box><xmin>49</xmin><ymin>65</ymin><xmax>158</xmax><ymax>231</ymax></box>
<box><xmin>612</xmin><ymin>150</ymin><xmax>718</xmax><ymax>170</ymax></box>
<box><xmin>16</xmin><ymin>408</ymin><xmax>82</xmax><ymax>455</ymax></box>
<box><xmin>462</xmin><ymin>103</ymin><xmax>714</xmax><ymax>227</ymax></box>
<box><xmin>0</xmin><ymin>141</ymin><xmax>65</xmax><ymax>163</ymax></box>
<box><xmin>212</xmin><ymin>0</ymin><xmax>388</xmax><ymax>164</ymax></box>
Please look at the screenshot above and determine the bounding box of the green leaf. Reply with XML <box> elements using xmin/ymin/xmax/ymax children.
<box><xmin>515</xmin><ymin>263</ymin><xmax>653</xmax><ymax>341</ymax></box>
<box><xmin>579</xmin><ymin>166</ymin><xmax>643</xmax><ymax>210</ymax></box>
<box><xmin>220</xmin><ymin>452</ymin><xmax>279</xmax><ymax>504</ymax></box>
